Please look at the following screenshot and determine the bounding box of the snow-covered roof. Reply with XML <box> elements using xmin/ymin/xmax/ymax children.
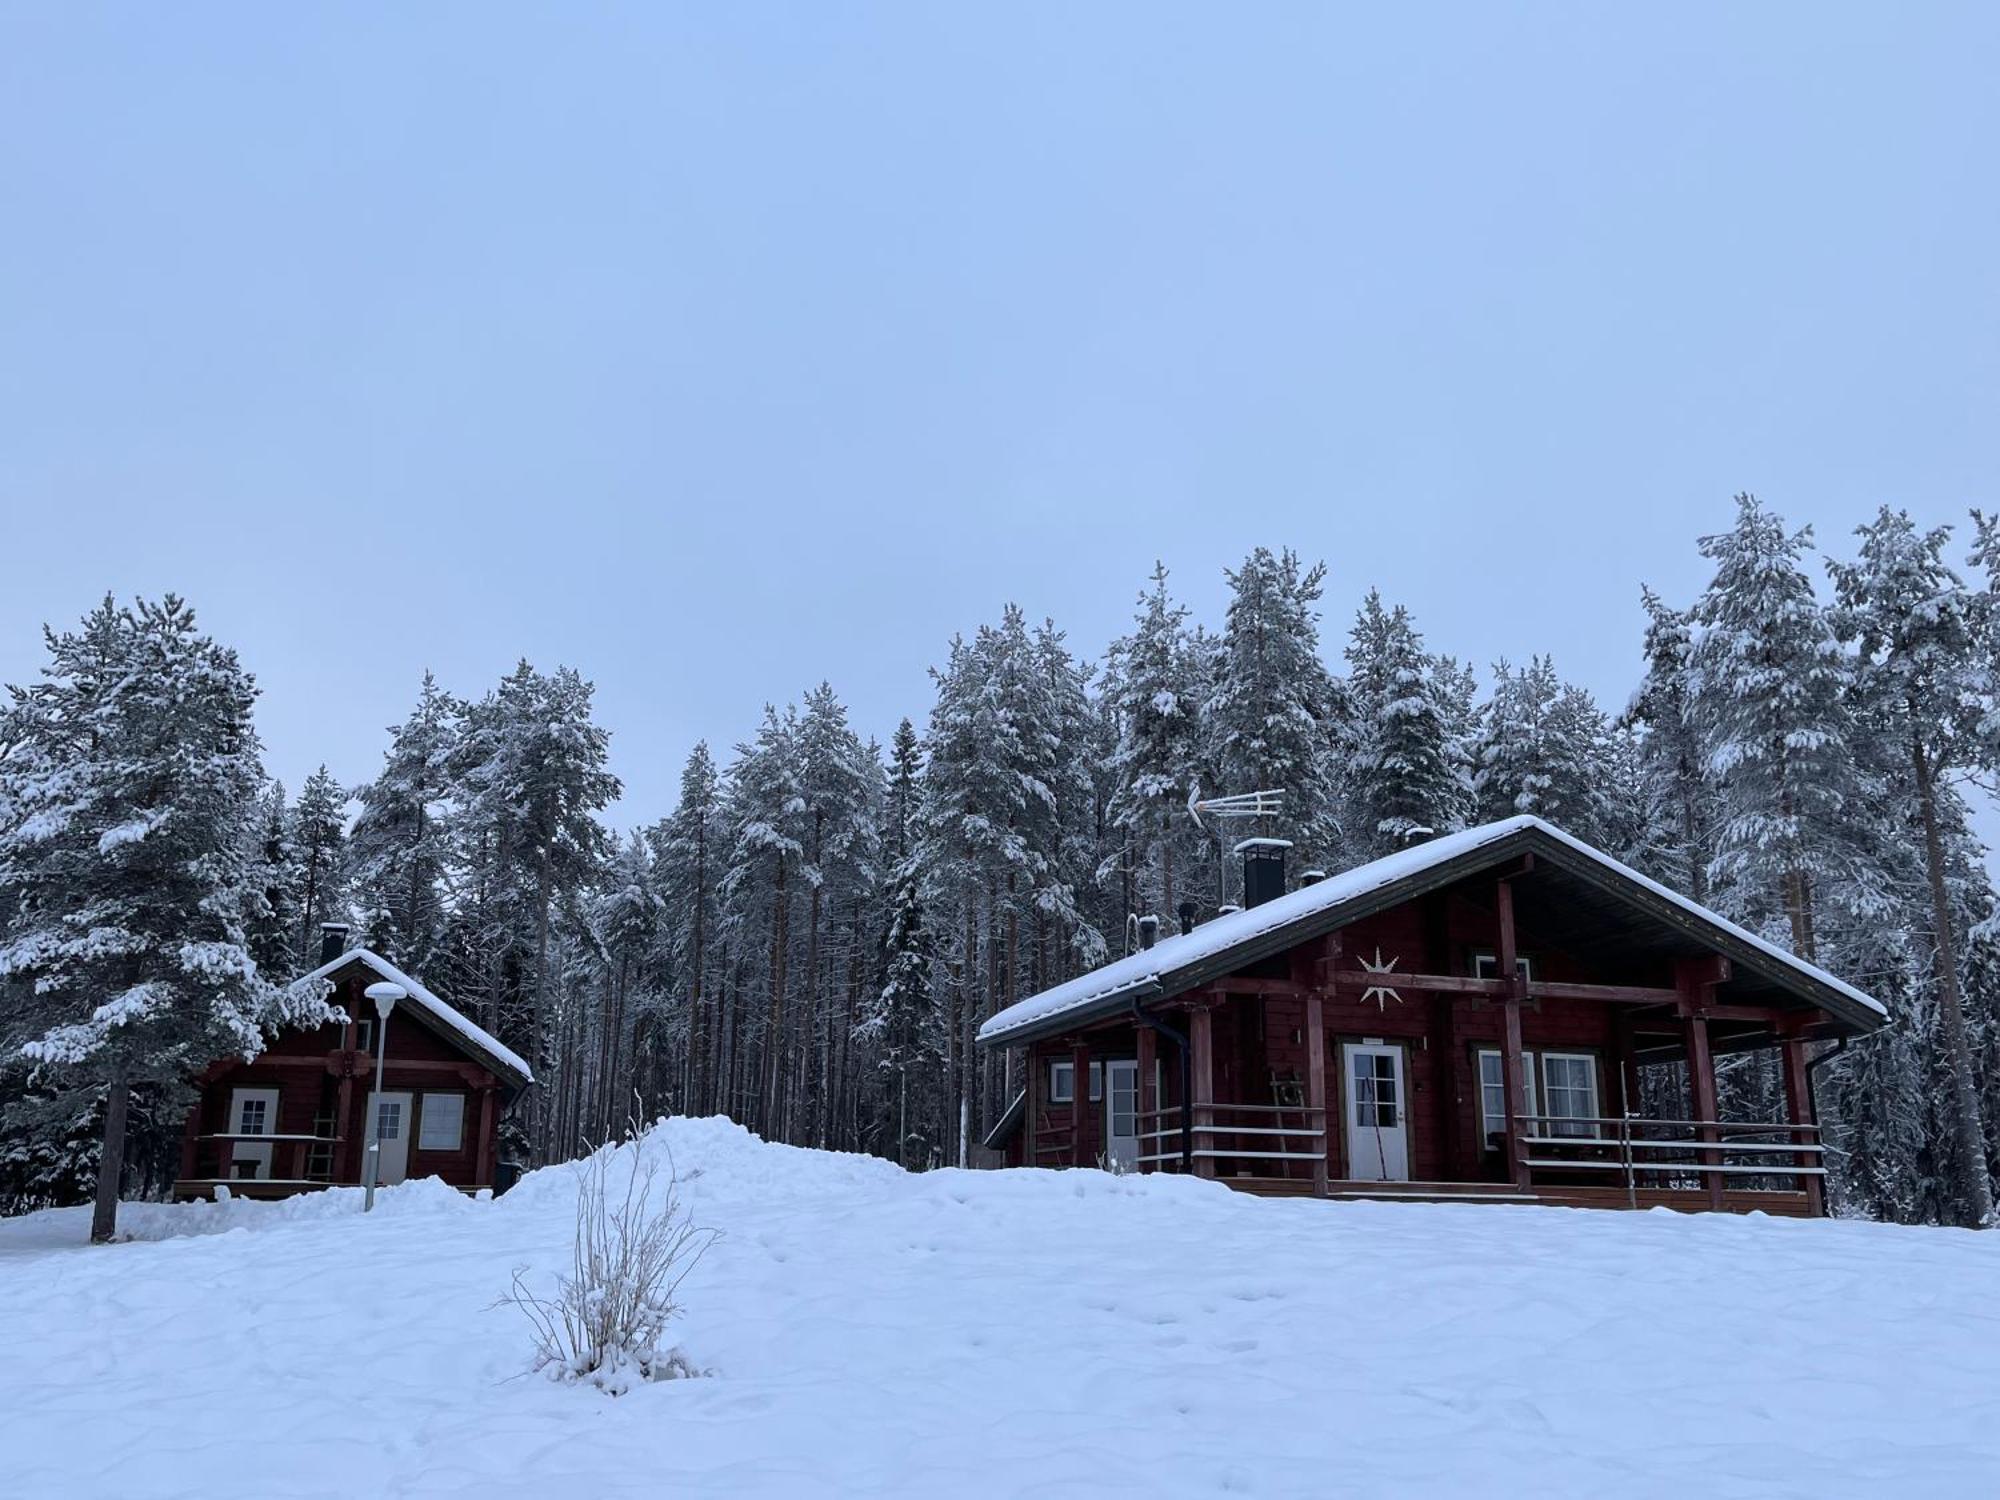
<box><xmin>976</xmin><ymin>815</ymin><xmax>1886</xmax><ymax>1047</ymax></box>
<box><xmin>299</xmin><ymin>947</ymin><xmax>534</xmax><ymax>1088</ymax></box>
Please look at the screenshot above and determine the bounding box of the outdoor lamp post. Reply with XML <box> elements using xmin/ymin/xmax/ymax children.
<box><xmin>361</xmin><ymin>981</ymin><xmax>407</xmax><ymax>1212</ymax></box>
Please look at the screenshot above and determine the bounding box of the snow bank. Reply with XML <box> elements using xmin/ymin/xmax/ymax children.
<box><xmin>4</xmin><ymin>1118</ymin><xmax>1997</xmax><ymax>1498</ymax></box>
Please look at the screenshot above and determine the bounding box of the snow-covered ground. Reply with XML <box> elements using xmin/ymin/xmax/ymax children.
<box><xmin>6</xmin><ymin>1120</ymin><xmax>1999</xmax><ymax>1499</ymax></box>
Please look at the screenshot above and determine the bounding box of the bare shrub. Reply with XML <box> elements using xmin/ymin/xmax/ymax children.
<box><xmin>502</xmin><ymin>1134</ymin><xmax>718</xmax><ymax>1395</ymax></box>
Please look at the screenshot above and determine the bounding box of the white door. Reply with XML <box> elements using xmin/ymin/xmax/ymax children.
<box><xmin>367</xmin><ymin>1090</ymin><xmax>414</xmax><ymax>1185</ymax></box>
<box><xmin>1341</xmin><ymin>1043</ymin><xmax>1410</xmax><ymax>1182</ymax></box>
<box><xmin>1105</xmin><ymin>1060</ymin><xmax>1139</xmax><ymax>1171</ymax></box>
<box><xmin>228</xmin><ymin>1087</ymin><xmax>280</xmax><ymax>1180</ymax></box>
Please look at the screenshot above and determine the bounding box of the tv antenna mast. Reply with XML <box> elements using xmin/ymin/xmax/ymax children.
<box><xmin>1187</xmin><ymin>786</ymin><xmax>1285</xmax><ymax>833</ymax></box>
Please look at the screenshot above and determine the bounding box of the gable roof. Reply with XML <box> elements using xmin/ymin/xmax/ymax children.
<box><xmin>976</xmin><ymin>815</ymin><xmax>1887</xmax><ymax>1049</ymax></box>
<box><xmin>299</xmin><ymin>947</ymin><xmax>534</xmax><ymax>1091</ymax></box>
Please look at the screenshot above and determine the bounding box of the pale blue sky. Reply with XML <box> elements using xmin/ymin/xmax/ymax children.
<box><xmin>2</xmin><ymin>6</ymin><xmax>1996</xmax><ymax>849</ymax></box>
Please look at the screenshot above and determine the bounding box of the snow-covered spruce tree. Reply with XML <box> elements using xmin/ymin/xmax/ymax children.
<box><xmin>1106</xmin><ymin>563</ymin><xmax>1207</xmax><ymax>931</ymax></box>
<box><xmin>1686</xmin><ymin>495</ymin><xmax>1864</xmax><ymax>960</ymax></box>
<box><xmin>1623</xmin><ymin>588</ymin><xmax>1717</xmax><ymax>900</ymax></box>
<box><xmin>1205</xmin><ymin>548</ymin><xmax>1345</xmax><ymax>879</ymax></box>
<box><xmin>290</xmin><ymin>764</ymin><xmax>350</xmax><ymax>968</ymax></box>
<box><xmin>582</xmin><ymin>832</ymin><xmax>662</xmax><ymax>1144</ymax></box>
<box><xmin>0</xmin><ymin>596</ymin><xmax>334</xmax><ymax>1242</ymax></box>
<box><xmin>346</xmin><ymin>671</ymin><xmax>459</xmax><ymax>972</ymax></box>
<box><xmin>856</xmin><ymin>859</ymin><xmax>945</xmax><ymax>1167</ymax></box>
<box><xmin>243</xmin><ymin>779</ymin><xmax>302</xmax><ymax>979</ymax></box>
<box><xmin>1344</xmin><ymin>590</ymin><xmax>1468</xmax><ymax>860</ymax></box>
<box><xmin>1472</xmin><ymin>656</ymin><xmax>1622</xmax><ymax>845</ymax></box>
<box><xmin>1829</xmin><ymin>508</ymin><xmax>1997</xmax><ymax>1224</ymax></box>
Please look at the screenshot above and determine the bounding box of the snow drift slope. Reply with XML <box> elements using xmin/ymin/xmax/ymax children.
<box><xmin>4</xmin><ymin>1118</ymin><xmax>1999</xmax><ymax>1499</ymax></box>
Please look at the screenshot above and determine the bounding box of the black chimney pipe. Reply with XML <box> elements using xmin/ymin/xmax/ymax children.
<box><xmin>318</xmin><ymin>922</ymin><xmax>351</xmax><ymax>967</ymax></box>
<box><xmin>1138</xmin><ymin>914</ymin><xmax>1160</xmax><ymax>950</ymax></box>
<box><xmin>1237</xmin><ymin>837</ymin><xmax>1292</xmax><ymax>908</ymax></box>
<box><xmin>1176</xmin><ymin>901</ymin><xmax>1197</xmax><ymax>937</ymax></box>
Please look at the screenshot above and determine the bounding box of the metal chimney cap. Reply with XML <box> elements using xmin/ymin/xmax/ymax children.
<box><xmin>1232</xmin><ymin>836</ymin><xmax>1294</xmax><ymax>854</ymax></box>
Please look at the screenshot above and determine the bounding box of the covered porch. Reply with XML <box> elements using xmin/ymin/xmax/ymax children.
<box><xmin>999</xmin><ymin>828</ymin><xmax>1858</xmax><ymax>1217</ymax></box>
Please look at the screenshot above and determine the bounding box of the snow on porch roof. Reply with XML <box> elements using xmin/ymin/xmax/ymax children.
<box><xmin>299</xmin><ymin>946</ymin><xmax>534</xmax><ymax>1088</ymax></box>
<box><xmin>975</xmin><ymin>815</ymin><xmax>1887</xmax><ymax>1048</ymax></box>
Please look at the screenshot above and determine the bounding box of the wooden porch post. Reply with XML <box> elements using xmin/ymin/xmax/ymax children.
<box><xmin>1024</xmin><ymin>1044</ymin><xmax>1040</xmax><ymax>1169</ymax></box>
<box><xmin>1304</xmin><ymin>992</ymin><xmax>1329</xmax><ymax>1196</ymax></box>
<box><xmin>177</xmin><ymin>1090</ymin><xmax>202</xmax><ymax>1188</ymax></box>
<box><xmin>475</xmin><ymin>1086</ymin><xmax>498</xmax><ymax>1188</ymax></box>
<box><xmin>1069</xmin><ymin>1039</ymin><xmax>1089</xmax><ymax>1168</ymax></box>
<box><xmin>1135</xmin><ymin>1024</ymin><xmax>1156</xmax><ymax>1174</ymax></box>
<box><xmin>1189</xmin><ymin>1004</ymin><xmax>1216</xmax><ymax>1180</ymax></box>
<box><xmin>1497</xmin><ymin>878</ymin><xmax>1531</xmax><ymax>1193</ymax></box>
<box><xmin>1675</xmin><ymin>957</ymin><xmax>1728</xmax><ymax>1211</ymax></box>
<box><xmin>1781</xmin><ymin>1034</ymin><xmax>1824</xmax><ymax>1218</ymax></box>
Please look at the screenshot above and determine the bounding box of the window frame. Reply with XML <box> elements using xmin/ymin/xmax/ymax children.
<box><xmin>1046</xmin><ymin>1059</ymin><xmax>1104</xmax><ymax>1106</ymax></box>
<box><xmin>1538</xmin><ymin>1051</ymin><xmax>1601</xmax><ymax>1139</ymax></box>
<box><xmin>418</xmin><ymin>1092</ymin><xmax>466</xmax><ymax>1153</ymax></box>
<box><xmin>1471</xmin><ymin>951</ymin><xmax>1535</xmax><ymax>982</ymax></box>
<box><xmin>1475</xmin><ymin>1048</ymin><xmax>1540</xmax><ymax>1146</ymax></box>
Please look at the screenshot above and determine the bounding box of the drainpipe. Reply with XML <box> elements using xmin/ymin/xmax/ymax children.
<box><xmin>1130</xmin><ymin>995</ymin><xmax>1193</xmax><ymax>1173</ymax></box>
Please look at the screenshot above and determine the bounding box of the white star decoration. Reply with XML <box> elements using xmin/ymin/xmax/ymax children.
<box><xmin>1358</xmin><ymin>947</ymin><xmax>1403</xmax><ymax>1011</ymax></box>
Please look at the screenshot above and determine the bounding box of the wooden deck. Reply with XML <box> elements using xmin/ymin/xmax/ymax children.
<box><xmin>1217</xmin><ymin>1174</ymin><xmax>1815</xmax><ymax>1216</ymax></box>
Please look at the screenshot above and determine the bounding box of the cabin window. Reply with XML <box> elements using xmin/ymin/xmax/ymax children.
<box><xmin>356</xmin><ymin>1019</ymin><xmax>374</xmax><ymax>1052</ymax></box>
<box><xmin>419</xmin><ymin>1093</ymin><xmax>465</xmax><ymax>1152</ymax></box>
<box><xmin>1477</xmin><ymin>1050</ymin><xmax>1535</xmax><ymax>1144</ymax></box>
<box><xmin>1477</xmin><ymin>1050</ymin><xmax>1600</xmax><ymax>1143</ymax></box>
<box><xmin>375</xmin><ymin>1097</ymin><xmax>404</xmax><ymax>1141</ymax></box>
<box><xmin>1471</xmin><ymin>952</ymin><xmax>1534</xmax><ymax>982</ymax></box>
<box><xmin>1047</xmin><ymin>1061</ymin><xmax>1103</xmax><ymax>1105</ymax></box>
<box><xmin>238</xmin><ymin>1097</ymin><xmax>270</xmax><ymax>1136</ymax></box>
<box><xmin>1540</xmin><ymin>1053</ymin><xmax>1600</xmax><ymax>1138</ymax></box>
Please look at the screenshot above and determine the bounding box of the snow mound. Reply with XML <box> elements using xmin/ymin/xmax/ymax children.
<box><xmin>5</xmin><ymin>1119</ymin><xmax>1999</xmax><ymax>1498</ymax></box>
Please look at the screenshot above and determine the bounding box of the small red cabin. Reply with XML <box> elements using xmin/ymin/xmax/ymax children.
<box><xmin>172</xmin><ymin>931</ymin><xmax>533</xmax><ymax>1200</ymax></box>
<box><xmin>979</xmin><ymin>817</ymin><xmax>1885</xmax><ymax>1216</ymax></box>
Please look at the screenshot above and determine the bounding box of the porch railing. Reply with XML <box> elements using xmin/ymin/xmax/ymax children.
<box><xmin>1515</xmin><ymin>1113</ymin><xmax>1824</xmax><ymax>1206</ymax></box>
<box><xmin>1136</xmin><ymin>1103</ymin><xmax>1326</xmax><ymax>1174</ymax></box>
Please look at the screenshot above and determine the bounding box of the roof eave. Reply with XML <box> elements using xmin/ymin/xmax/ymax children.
<box><xmin>979</xmin><ymin>823</ymin><xmax>1886</xmax><ymax>1048</ymax></box>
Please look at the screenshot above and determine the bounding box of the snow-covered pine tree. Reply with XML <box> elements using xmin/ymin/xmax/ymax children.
<box><xmin>1829</xmin><ymin>508</ymin><xmax>1997</xmax><ymax>1224</ymax></box>
<box><xmin>1205</xmin><ymin>548</ymin><xmax>1345</xmax><ymax>878</ymax></box>
<box><xmin>645</xmin><ymin>742</ymin><xmax>723</xmax><ymax>1118</ymax></box>
<box><xmin>0</xmin><ymin>596</ymin><xmax>334</xmax><ymax>1242</ymax></box>
<box><xmin>1686</xmin><ymin>495</ymin><xmax>1863</xmax><ymax>960</ymax></box>
<box><xmin>290</xmin><ymin>765</ymin><xmax>350</xmax><ymax>969</ymax></box>
<box><xmin>721</xmin><ymin>705</ymin><xmax>808</xmax><ymax>1142</ymax></box>
<box><xmin>1106</xmin><ymin>563</ymin><xmax>1207</xmax><ymax>933</ymax></box>
<box><xmin>1344</xmin><ymin>590</ymin><xmax>1467</xmax><ymax>859</ymax></box>
<box><xmin>346</xmin><ymin>671</ymin><xmax>459</xmax><ymax>973</ymax></box>
<box><xmin>793</xmin><ymin>683</ymin><xmax>883</xmax><ymax>1146</ymax></box>
<box><xmin>586</xmin><ymin>831</ymin><xmax>662</xmax><ymax>1142</ymax></box>
<box><xmin>452</xmin><ymin>662</ymin><xmax>620</xmax><ymax>1160</ymax></box>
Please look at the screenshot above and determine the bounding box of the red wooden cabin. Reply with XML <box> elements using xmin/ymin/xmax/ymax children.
<box><xmin>172</xmin><ymin>927</ymin><xmax>533</xmax><ymax>1200</ymax></box>
<box><xmin>980</xmin><ymin>817</ymin><xmax>1885</xmax><ymax>1215</ymax></box>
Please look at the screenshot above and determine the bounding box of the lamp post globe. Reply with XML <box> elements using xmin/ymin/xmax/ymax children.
<box><xmin>361</xmin><ymin>982</ymin><xmax>408</xmax><ymax>1211</ymax></box>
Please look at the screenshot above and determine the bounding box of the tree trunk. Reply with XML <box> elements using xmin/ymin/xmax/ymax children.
<box><xmin>1914</xmin><ymin>737</ymin><xmax>1994</xmax><ymax>1227</ymax></box>
<box><xmin>91</xmin><ymin>1060</ymin><xmax>130</xmax><ymax>1245</ymax></box>
<box><xmin>763</xmin><ymin>853</ymin><xmax>789</xmax><ymax>1138</ymax></box>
